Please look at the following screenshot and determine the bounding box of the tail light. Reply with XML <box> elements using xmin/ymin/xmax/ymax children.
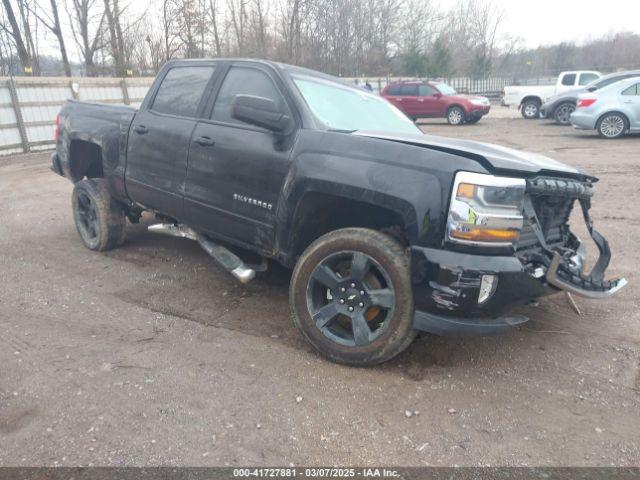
<box><xmin>577</xmin><ymin>98</ymin><xmax>596</xmax><ymax>108</ymax></box>
<box><xmin>54</xmin><ymin>114</ymin><xmax>60</xmax><ymax>143</ymax></box>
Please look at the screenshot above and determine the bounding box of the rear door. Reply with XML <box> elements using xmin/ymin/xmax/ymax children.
<box><xmin>621</xmin><ymin>82</ymin><xmax>640</xmax><ymax>128</ymax></box>
<box><xmin>397</xmin><ymin>84</ymin><xmax>420</xmax><ymax>116</ymax></box>
<box><xmin>183</xmin><ymin>62</ymin><xmax>297</xmax><ymax>250</ymax></box>
<box><xmin>125</xmin><ymin>64</ymin><xmax>217</xmax><ymax>218</ymax></box>
<box><xmin>383</xmin><ymin>84</ymin><xmax>405</xmax><ymax>112</ymax></box>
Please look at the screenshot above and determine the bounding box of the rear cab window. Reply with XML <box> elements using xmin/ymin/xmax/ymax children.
<box><xmin>561</xmin><ymin>73</ymin><xmax>577</xmax><ymax>86</ymax></box>
<box><xmin>151</xmin><ymin>66</ymin><xmax>216</xmax><ymax>117</ymax></box>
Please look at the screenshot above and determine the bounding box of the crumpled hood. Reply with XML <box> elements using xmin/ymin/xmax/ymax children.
<box><xmin>354</xmin><ymin>130</ymin><xmax>595</xmax><ymax>180</ymax></box>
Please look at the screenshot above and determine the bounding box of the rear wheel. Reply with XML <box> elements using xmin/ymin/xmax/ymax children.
<box><xmin>521</xmin><ymin>99</ymin><xmax>540</xmax><ymax>119</ymax></box>
<box><xmin>446</xmin><ymin>106</ymin><xmax>465</xmax><ymax>125</ymax></box>
<box><xmin>597</xmin><ymin>113</ymin><xmax>628</xmax><ymax>139</ymax></box>
<box><xmin>290</xmin><ymin>228</ymin><xmax>416</xmax><ymax>366</ymax></box>
<box><xmin>553</xmin><ymin>102</ymin><xmax>575</xmax><ymax>125</ymax></box>
<box><xmin>72</xmin><ymin>179</ymin><xmax>127</xmax><ymax>251</ymax></box>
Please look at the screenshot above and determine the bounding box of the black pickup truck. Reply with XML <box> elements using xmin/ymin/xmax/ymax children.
<box><xmin>51</xmin><ymin>59</ymin><xmax>626</xmax><ymax>366</ymax></box>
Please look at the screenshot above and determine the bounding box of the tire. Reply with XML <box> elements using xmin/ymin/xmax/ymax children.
<box><xmin>466</xmin><ymin>116</ymin><xmax>481</xmax><ymax>124</ymax></box>
<box><xmin>72</xmin><ymin>178</ymin><xmax>127</xmax><ymax>251</ymax></box>
<box><xmin>597</xmin><ymin>112</ymin><xmax>628</xmax><ymax>139</ymax></box>
<box><xmin>446</xmin><ymin>106</ymin><xmax>465</xmax><ymax>125</ymax></box>
<box><xmin>521</xmin><ymin>99</ymin><xmax>540</xmax><ymax>119</ymax></box>
<box><xmin>553</xmin><ymin>102</ymin><xmax>575</xmax><ymax>125</ymax></box>
<box><xmin>290</xmin><ymin>228</ymin><xmax>416</xmax><ymax>366</ymax></box>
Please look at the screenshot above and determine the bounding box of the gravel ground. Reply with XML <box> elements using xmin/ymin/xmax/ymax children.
<box><xmin>0</xmin><ymin>114</ymin><xmax>639</xmax><ymax>467</ymax></box>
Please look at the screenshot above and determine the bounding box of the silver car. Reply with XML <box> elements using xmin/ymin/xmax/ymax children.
<box><xmin>570</xmin><ymin>76</ymin><xmax>640</xmax><ymax>138</ymax></box>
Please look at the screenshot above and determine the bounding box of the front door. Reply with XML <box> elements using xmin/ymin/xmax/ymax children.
<box><xmin>418</xmin><ymin>84</ymin><xmax>440</xmax><ymax>117</ymax></box>
<box><xmin>621</xmin><ymin>82</ymin><xmax>640</xmax><ymax>129</ymax></box>
<box><xmin>184</xmin><ymin>63</ymin><xmax>296</xmax><ymax>251</ymax></box>
<box><xmin>125</xmin><ymin>65</ymin><xmax>217</xmax><ymax>219</ymax></box>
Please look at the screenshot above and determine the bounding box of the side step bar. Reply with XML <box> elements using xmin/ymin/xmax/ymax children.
<box><xmin>147</xmin><ymin>223</ymin><xmax>257</xmax><ymax>284</ymax></box>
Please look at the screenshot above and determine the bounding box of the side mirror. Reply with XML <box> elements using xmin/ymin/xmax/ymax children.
<box><xmin>231</xmin><ymin>94</ymin><xmax>294</xmax><ymax>135</ymax></box>
<box><xmin>433</xmin><ymin>92</ymin><xmax>442</xmax><ymax>99</ymax></box>
<box><xmin>587</xmin><ymin>86</ymin><xmax>597</xmax><ymax>92</ymax></box>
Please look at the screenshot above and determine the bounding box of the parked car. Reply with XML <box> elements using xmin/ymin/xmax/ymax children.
<box><xmin>502</xmin><ymin>71</ymin><xmax>601</xmax><ymax>119</ymax></box>
<box><xmin>541</xmin><ymin>70</ymin><xmax>640</xmax><ymax>125</ymax></box>
<box><xmin>51</xmin><ymin>59</ymin><xmax>626</xmax><ymax>366</ymax></box>
<box><xmin>381</xmin><ymin>81</ymin><xmax>491</xmax><ymax>125</ymax></box>
<box><xmin>570</xmin><ymin>76</ymin><xmax>640</xmax><ymax>139</ymax></box>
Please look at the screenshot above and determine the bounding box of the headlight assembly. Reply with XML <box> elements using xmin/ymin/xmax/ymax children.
<box><xmin>447</xmin><ymin>172</ymin><xmax>525</xmax><ymax>247</ymax></box>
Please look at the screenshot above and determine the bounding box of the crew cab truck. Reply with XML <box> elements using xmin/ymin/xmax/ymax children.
<box><xmin>52</xmin><ymin>59</ymin><xmax>626</xmax><ymax>366</ymax></box>
<box><xmin>502</xmin><ymin>70</ymin><xmax>601</xmax><ymax>119</ymax></box>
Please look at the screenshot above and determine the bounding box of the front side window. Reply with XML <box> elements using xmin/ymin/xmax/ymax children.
<box><xmin>419</xmin><ymin>84</ymin><xmax>436</xmax><ymax>96</ymax></box>
<box><xmin>212</xmin><ymin>67</ymin><xmax>288</xmax><ymax>125</ymax></box>
<box><xmin>622</xmin><ymin>83</ymin><xmax>639</xmax><ymax>96</ymax></box>
<box><xmin>292</xmin><ymin>75</ymin><xmax>421</xmax><ymax>135</ymax></box>
<box><xmin>579</xmin><ymin>73</ymin><xmax>599</xmax><ymax>85</ymax></box>
<box><xmin>151</xmin><ymin>66</ymin><xmax>215</xmax><ymax>117</ymax></box>
<box><xmin>561</xmin><ymin>73</ymin><xmax>576</xmax><ymax>86</ymax></box>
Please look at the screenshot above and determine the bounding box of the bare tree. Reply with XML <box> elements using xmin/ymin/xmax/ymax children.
<box><xmin>1</xmin><ymin>0</ymin><xmax>39</xmax><ymax>73</ymax></box>
<box><xmin>26</xmin><ymin>0</ymin><xmax>72</xmax><ymax>75</ymax></box>
<box><xmin>65</xmin><ymin>0</ymin><xmax>106</xmax><ymax>75</ymax></box>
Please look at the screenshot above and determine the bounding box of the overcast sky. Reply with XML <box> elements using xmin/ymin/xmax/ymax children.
<box><xmin>486</xmin><ymin>0</ymin><xmax>640</xmax><ymax>48</ymax></box>
<box><xmin>27</xmin><ymin>0</ymin><xmax>640</xmax><ymax>60</ymax></box>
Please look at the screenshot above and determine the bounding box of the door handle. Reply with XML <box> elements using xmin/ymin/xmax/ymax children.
<box><xmin>397</xmin><ymin>98</ymin><xmax>403</xmax><ymax>101</ymax></box>
<box><xmin>194</xmin><ymin>135</ymin><xmax>215</xmax><ymax>146</ymax></box>
<box><xmin>417</xmin><ymin>98</ymin><xmax>424</xmax><ymax>102</ymax></box>
<box><xmin>133</xmin><ymin>125</ymin><xmax>148</xmax><ymax>134</ymax></box>
<box><xmin>623</xmin><ymin>100</ymin><xmax>633</xmax><ymax>104</ymax></box>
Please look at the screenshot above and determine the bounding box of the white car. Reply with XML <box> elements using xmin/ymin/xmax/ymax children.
<box><xmin>502</xmin><ymin>71</ymin><xmax>601</xmax><ymax>119</ymax></box>
<box><xmin>570</xmin><ymin>76</ymin><xmax>640</xmax><ymax>139</ymax></box>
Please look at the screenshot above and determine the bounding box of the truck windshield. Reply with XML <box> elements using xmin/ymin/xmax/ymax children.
<box><xmin>292</xmin><ymin>75</ymin><xmax>421</xmax><ymax>134</ymax></box>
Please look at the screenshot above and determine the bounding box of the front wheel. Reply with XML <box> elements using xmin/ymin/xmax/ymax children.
<box><xmin>446</xmin><ymin>106</ymin><xmax>465</xmax><ymax>125</ymax></box>
<box><xmin>553</xmin><ymin>102</ymin><xmax>575</xmax><ymax>125</ymax></box>
<box><xmin>597</xmin><ymin>113</ymin><xmax>628</xmax><ymax>139</ymax></box>
<box><xmin>290</xmin><ymin>228</ymin><xmax>416</xmax><ymax>366</ymax></box>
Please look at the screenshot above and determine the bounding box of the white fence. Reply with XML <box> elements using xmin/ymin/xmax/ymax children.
<box><xmin>0</xmin><ymin>76</ymin><xmax>153</xmax><ymax>156</ymax></box>
<box><xmin>1</xmin><ymin>74</ymin><xmax>516</xmax><ymax>156</ymax></box>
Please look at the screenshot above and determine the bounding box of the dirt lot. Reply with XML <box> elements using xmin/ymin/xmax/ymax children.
<box><xmin>1</xmin><ymin>113</ymin><xmax>639</xmax><ymax>467</ymax></box>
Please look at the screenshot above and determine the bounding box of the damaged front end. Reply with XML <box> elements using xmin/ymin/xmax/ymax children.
<box><xmin>519</xmin><ymin>176</ymin><xmax>627</xmax><ymax>298</ymax></box>
<box><xmin>411</xmin><ymin>173</ymin><xmax>627</xmax><ymax>336</ymax></box>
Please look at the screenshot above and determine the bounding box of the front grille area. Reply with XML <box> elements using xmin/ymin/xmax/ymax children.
<box><xmin>516</xmin><ymin>195</ymin><xmax>574</xmax><ymax>250</ymax></box>
<box><xmin>516</xmin><ymin>176</ymin><xmax>593</xmax><ymax>251</ymax></box>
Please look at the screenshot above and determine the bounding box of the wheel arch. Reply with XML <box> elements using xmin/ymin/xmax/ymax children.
<box><xmin>520</xmin><ymin>95</ymin><xmax>542</xmax><ymax>108</ymax></box>
<box><xmin>279</xmin><ymin>186</ymin><xmax>418</xmax><ymax>265</ymax></box>
<box><xmin>68</xmin><ymin>139</ymin><xmax>104</xmax><ymax>182</ymax></box>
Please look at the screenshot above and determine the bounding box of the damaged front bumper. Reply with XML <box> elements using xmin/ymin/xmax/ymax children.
<box><xmin>411</xmin><ymin>176</ymin><xmax>627</xmax><ymax>336</ymax></box>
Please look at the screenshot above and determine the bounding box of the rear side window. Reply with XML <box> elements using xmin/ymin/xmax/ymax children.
<box><xmin>211</xmin><ymin>67</ymin><xmax>288</xmax><ymax>125</ymax></box>
<box><xmin>419</xmin><ymin>85</ymin><xmax>436</xmax><ymax>96</ymax></box>
<box><xmin>561</xmin><ymin>74</ymin><xmax>576</xmax><ymax>86</ymax></box>
<box><xmin>387</xmin><ymin>84</ymin><xmax>402</xmax><ymax>95</ymax></box>
<box><xmin>151</xmin><ymin>66</ymin><xmax>215</xmax><ymax>117</ymax></box>
<box><xmin>399</xmin><ymin>84</ymin><xmax>418</xmax><ymax>96</ymax></box>
<box><xmin>595</xmin><ymin>75</ymin><xmax>629</xmax><ymax>90</ymax></box>
<box><xmin>622</xmin><ymin>83</ymin><xmax>639</xmax><ymax>96</ymax></box>
<box><xmin>579</xmin><ymin>73</ymin><xmax>599</xmax><ymax>85</ymax></box>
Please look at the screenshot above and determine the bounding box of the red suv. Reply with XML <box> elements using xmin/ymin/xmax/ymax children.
<box><xmin>381</xmin><ymin>81</ymin><xmax>491</xmax><ymax>125</ymax></box>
